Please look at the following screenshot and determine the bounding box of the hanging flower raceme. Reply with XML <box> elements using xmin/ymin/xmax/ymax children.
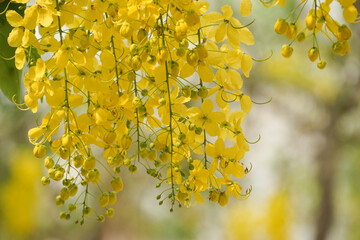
<box><xmin>8</xmin><ymin>0</ymin><xmax>356</xmax><ymax>224</ymax></box>
<box><xmin>270</xmin><ymin>0</ymin><xmax>359</xmax><ymax>69</ymax></box>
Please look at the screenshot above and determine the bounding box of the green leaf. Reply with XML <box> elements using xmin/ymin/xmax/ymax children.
<box><xmin>0</xmin><ymin>0</ymin><xmax>25</xmax><ymax>103</ymax></box>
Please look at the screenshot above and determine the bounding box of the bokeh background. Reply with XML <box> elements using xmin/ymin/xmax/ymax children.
<box><xmin>0</xmin><ymin>1</ymin><xmax>359</xmax><ymax>239</ymax></box>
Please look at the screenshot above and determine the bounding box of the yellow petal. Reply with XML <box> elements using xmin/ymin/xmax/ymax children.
<box><xmin>194</xmin><ymin>0</ymin><xmax>210</xmax><ymax>14</ymax></box>
<box><xmin>201</xmin><ymin>99</ymin><xmax>213</xmax><ymax>115</ymax></box>
<box><xmin>209</xmin><ymin>111</ymin><xmax>225</xmax><ymax>123</ymax></box>
<box><xmin>38</xmin><ymin>7</ymin><xmax>53</xmax><ymax>27</ymax></box>
<box><xmin>230</xmin><ymin>18</ymin><xmax>255</xmax><ymax>45</ymax></box>
<box><xmin>228</xmin><ymin>162</ymin><xmax>245</xmax><ymax>178</ymax></box>
<box><xmin>35</xmin><ymin>58</ymin><xmax>46</xmax><ymax>80</ymax></box>
<box><xmin>227</xmin><ymin>25</ymin><xmax>241</xmax><ymax>48</ymax></box>
<box><xmin>215</xmin><ymin>22</ymin><xmax>227</xmax><ymax>42</ymax></box>
<box><xmin>216</xmin><ymin>91</ymin><xmax>229</xmax><ymax>109</ymax></box>
<box><xmin>227</xmin><ymin>49</ymin><xmax>243</xmax><ymax>69</ymax></box>
<box><xmin>69</xmin><ymin>94</ymin><xmax>83</xmax><ymax>107</ymax></box>
<box><xmin>227</xmin><ymin>69</ymin><xmax>243</xmax><ymax>90</ymax></box>
<box><xmin>343</xmin><ymin>5</ymin><xmax>358</xmax><ymax>23</ymax></box>
<box><xmin>205</xmin><ymin>121</ymin><xmax>219</xmax><ymax>136</ymax></box>
<box><xmin>221</xmin><ymin>5</ymin><xmax>233</xmax><ymax>19</ymax></box>
<box><xmin>215</xmin><ymin>68</ymin><xmax>226</xmax><ymax>85</ymax></box>
<box><xmin>180</xmin><ymin>63</ymin><xmax>196</xmax><ymax>78</ymax></box>
<box><xmin>21</xmin><ymin>29</ymin><xmax>30</xmax><ymax>48</ymax></box>
<box><xmin>24</xmin><ymin>5</ymin><xmax>39</xmax><ymax>30</ymax></box>
<box><xmin>240</xmin><ymin>94</ymin><xmax>252</xmax><ymax>114</ymax></box>
<box><xmin>11</xmin><ymin>0</ymin><xmax>29</xmax><ymax>3</ymax></box>
<box><xmin>203</xmin><ymin>12</ymin><xmax>224</xmax><ymax>23</ymax></box>
<box><xmin>209</xmin><ymin>160</ymin><xmax>218</xmax><ymax>174</ymax></box>
<box><xmin>240</xmin><ymin>0</ymin><xmax>252</xmax><ymax>17</ymax></box>
<box><xmin>15</xmin><ymin>47</ymin><xmax>26</xmax><ymax>70</ymax></box>
<box><xmin>72</xmin><ymin>49</ymin><xmax>86</xmax><ymax>65</ymax></box>
<box><xmin>8</xmin><ymin>27</ymin><xmax>24</xmax><ymax>47</ymax></box>
<box><xmin>279</xmin><ymin>0</ymin><xmax>286</xmax><ymax>7</ymax></box>
<box><xmin>100</xmin><ymin>49</ymin><xmax>115</xmax><ymax>69</ymax></box>
<box><xmin>198</xmin><ymin>63</ymin><xmax>214</xmax><ymax>83</ymax></box>
<box><xmin>194</xmin><ymin>192</ymin><xmax>204</xmax><ymax>204</ymax></box>
<box><xmin>6</xmin><ymin>10</ymin><xmax>24</xmax><ymax>27</ymax></box>
<box><xmin>241</xmin><ymin>53</ymin><xmax>253</xmax><ymax>78</ymax></box>
<box><xmin>187</xmin><ymin>107</ymin><xmax>202</xmax><ymax>119</ymax></box>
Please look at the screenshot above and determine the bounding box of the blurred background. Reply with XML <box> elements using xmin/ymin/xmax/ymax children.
<box><xmin>0</xmin><ymin>1</ymin><xmax>359</xmax><ymax>239</ymax></box>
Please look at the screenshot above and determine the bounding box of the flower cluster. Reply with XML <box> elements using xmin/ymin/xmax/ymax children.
<box><xmin>270</xmin><ymin>0</ymin><xmax>358</xmax><ymax>68</ymax></box>
<box><xmin>8</xmin><ymin>0</ymin><xmax>255</xmax><ymax>223</ymax></box>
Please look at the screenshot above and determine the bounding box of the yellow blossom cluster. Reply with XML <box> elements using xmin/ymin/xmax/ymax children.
<box><xmin>270</xmin><ymin>0</ymin><xmax>358</xmax><ymax>68</ymax></box>
<box><xmin>7</xmin><ymin>0</ymin><xmax>255</xmax><ymax>223</ymax></box>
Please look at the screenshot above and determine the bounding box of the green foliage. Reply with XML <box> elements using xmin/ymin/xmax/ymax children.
<box><xmin>0</xmin><ymin>0</ymin><xmax>24</xmax><ymax>103</ymax></box>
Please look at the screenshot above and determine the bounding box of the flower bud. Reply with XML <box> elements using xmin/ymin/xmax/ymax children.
<box><xmin>194</xmin><ymin>127</ymin><xmax>202</xmax><ymax>135</ymax></box>
<box><xmin>120</xmin><ymin>22</ymin><xmax>133</xmax><ymax>38</ymax></box>
<box><xmin>179</xmin><ymin>39</ymin><xmax>189</xmax><ymax>48</ymax></box>
<box><xmin>274</xmin><ymin>18</ymin><xmax>288</xmax><ymax>35</ymax></box>
<box><xmin>181</xmin><ymin>86</ymin><xmax>191</xmax><ymax>98</ymax></box>
<box><xmin>106</xmin><ymin>208</ymin><xmax>115</xmax><ymax>218</ymax></box>
<box><xmin>68</xmin><ymin>204</ymin><xmax>76</xmax><ymax>212</ymax></box>
<box><xmin>281</xmin><ymin>45</ymin><xmax>293</xmax><ymax>58</ymax></box>
<box><xmin>137</xmin><ymin>28</ymin><xmax>148</xmax><ymax>42</ymax></box>
<box><xmin>286</xmin><ymin>23</ymin><xmax>297</xmax><ymax>40</ymax></box>
<box><xmin>308</xmin><ymin>47</ymin><xmax>319</xmax><ymax>62</ymax></box>
<box><xmin>209</xmin><ymin>190</ymin><xmax>220</xmax><ymax>202</ymax></box>
<box><xmin>146</xmin><ymin>54</ymin><xmax>157</xmax><ymax>64</ymax></box>
<box><xmin>129</xmin><ymin>44</ymin><xmax>138</xmax><ymax>55</ymax></box>
<box><xmin>59</xmin><ymin>146</ymin><xmax>69</xmax><ymax>160</ymax></box>
<box><xmin>103</xmin><ymin>131</ymin><xmax>116</xmax><ymax>145</ymax></box>
<box><xmin>128</xmin><ymin>164</ymin><xmax>137</xmax><ymax>174</ymax></box>
<box><xmin>62</xmin><ymin>135</ymin><xmax>72</xmax><ymax>148</ymax></box>
<box><xmin>99</xmin><ymin>192</ymin><xmax>109</xmax><ymax>207</ymax></box>
<box><xmin>157</xmin><ymin>48</ymin><xmax>168</xmax><ymax>65</ymax></box>
<box><xmin>196</xmin><ymin>44</ymin><xmax>208</xmax><ymax>61</ymax></box>
<box><xmin>41</xmin><ymin>176</ymin><xmax>50</xmax><ymax>186</ymax></box>
<box><xmin>305</xmin><ymin>14</ymin><xmax>316</xmax><ymax>30</ymax></box>
<box><xmin>95</xmin><ymin>215</ymin><xmax>104</xmax><ymax>222</ymax></box>
<box><xmin>175</xmin><ymin>19</ymin><xmax>188</xmax><ymax>39</ymax></box>
<box><xmin>187</xmin><ymin>49</ymin><xmax>199</xmax><ymax>66</ymax></box>
<box><xmin>176</xmin><ymin>47</ymin><xmax>186</xmax><ymax>57</ymax></box>
<box><xmin>185</xmin><ymin>10</ymin><xmax>200</xmax><ymax>27</ymax></box>
<box><xmin>33</xmin><ymin>144</ymin><xmax>47</xmax><ymax>158</ymax></box>
<box><xmin>60</xmin><ymin>187</ymin><xmax>70</xmax><ymax>201</ymax></box>
<box><xmin>218</xmin><ymin>191</ymin><xmax>228</xmax><ymax>206</ymax></box>
<box><xmin>111</xmin><ymin>177</ymin><xmax>124</xmax><ymax>192</ymax></box>
<box><xmin>44</xmin><ymin>156</ymin><xmax>54</xmax><ymax>169</ymax></box>
<box><xmin>157</xmin><ymin>97</ymin><xmax>166</xmax><ymax>106</ymax></box>
<box><xmin>83</xmin><ymin>156</ymin><xmax>96</xmax><ymax>170</ymax></box>
<box><xmin>56</xmin><ymin>195</ymin><xmax>64</xmax><ymax>206</ymax></box>
<box><xmin>188</xmin><ymin>123</ymin><xmax>196</xmax><ymax>131</ymax></box>
<box><xmin>147</xmin><ymin>149</ymin><xmax>157</xmax><ymax>161</ymax></box>
<box><xmin>109</xmin><ymin>191</ymin><xmax>117</xmax><ymax>205</ymax></box>
<box><xmin>191</xmin><ymin>89</ymin><xmax>199</xmax><ymax>100</ymax></box>
<box><xmin>83</xmin><ymin>206</ymin><xmax>91</xmax><ymax>216</ymax></box>
<box><xmin>198</xmin><ymin>86</ymin><xmax>208</xmax><ymax>98</ymax></box>
<box><xmin>317</xmin><ymin>60</ymin><xmax>327</xmax><ymax>69</ymax></box>
<box><xmin>130</xmin><ymin>55</ymin><xmax>142</xmax><ymax>71</ymax></box>
<box><xmin>169</xmin><ymin>61</ymin><xmax>180</xmax><ymax>75</ymax></box>
<box><xmin>73</xmin><ymin>155</ymin><xmax>84</xmax><ymax>168</ymax></box>
<box><xmin>159</xmin><ymin>151</ymin><xmax>170</xmax><ymax>163</ymax></box>
<box><xmin>28</xmin><ymin>127</ymin><xmax>43</xmax><ymax>139</ymax></box>
<box><xmin>337</xmin><ymin>24</ymin><xmax>352</xmax><ymax>42</ymax></box>
<box><xmin>68</xmin><ymin>183</ymin><xmax>78</xmax><ymax>196</ymax></box>
<box><xmin>296</xmin><ymin>32</ymin><xmax>306</xmax><ymax>42</ymax></box>
<box><xmin>120</xmin><ymin>135</ymin><xmax>132</xmax><ymax>150</ymax></box>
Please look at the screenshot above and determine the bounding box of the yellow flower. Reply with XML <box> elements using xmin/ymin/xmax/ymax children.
<box><xmin>187</xmin><ymin>99</ymin><xmax>225</xmax><ymax>136</ymax></box>
<box><xmin>204</xmin><ymin>5</ymin><xmax>254</xmax><ymax>48</ymax></box>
